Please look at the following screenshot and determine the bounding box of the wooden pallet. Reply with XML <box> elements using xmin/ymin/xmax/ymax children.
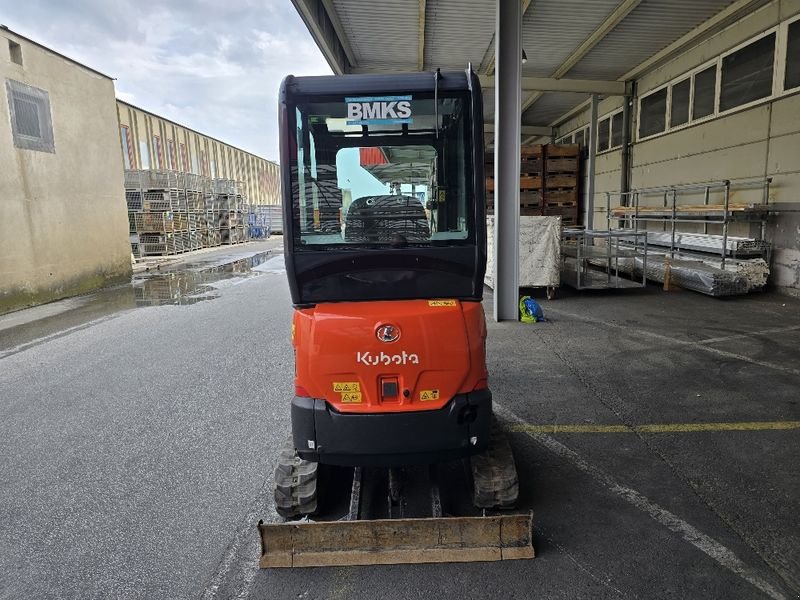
<box><xmin>545</xmin><ymin>200</ymin><xmax>578</xmax><ymax>209</ymax></box>
<box><xmin>520</xmin><ymin>175</ymin><xmax>542</xmax><ymax>190</ymax></box>
<box><xmin>520</xmin><ymin>191</ymin><xmax>542</xmax><ymax>205</ymax></box>
<box><xmin>545</xmin><ymin>157</ymin><xmax>578</xmax><ymax>174</ymax></box>
<box><xmin>520</xmin><ymin>157</ymin><xmax>542</xmax><ymax>176</ymax></box>
<box><xmin>544</xmin><ymin>175</ymin><xmax>577</xmax><ymax>189</ymax></box>
<box><xmin>545</xmin><ymin>189</ymin><xmax>578</xmax><ymax>204</ymax></box>
<box><xmin>521</xmin><ymin>144</ymin><xmax>543</xmax><ymax>158</ymax></box>
<box><xmin>484</xmin><ymin>143</ymin><xmax>583</xmax><ymax>225</ymax></box>
<box><xmin>486</xmin><ymin>177</ymin><xmax>543</xmax><ymax>192</ymax></box>
<box><xmin>485</xmin><ymin>200</ymin><xmax>545</xmax><ymax>211</ymax></box>
<box><xmin>545</xmin><ymin>143</ymin><xmax>580</xmax><ymax>158</ymax></box>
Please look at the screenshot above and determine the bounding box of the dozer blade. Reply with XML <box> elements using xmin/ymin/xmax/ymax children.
<box><xmin>258</xmin><ymin>512</ymin><xmax>534</xmax><ymax>568</ymax></box>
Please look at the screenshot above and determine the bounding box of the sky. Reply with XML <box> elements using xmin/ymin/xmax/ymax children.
<box><xmin>0</xmin><ymin>0</ymin><xmax>332</xmax><ymax>161</ymax></box>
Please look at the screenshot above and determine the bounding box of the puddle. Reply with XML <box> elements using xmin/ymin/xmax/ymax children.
<box><xmin>251</xmin><ymin>255</ymin><xmax>286</xmax><ymax>274</ymax></box>
<box><xmin>132</xmin><ymin>251</ymin><xmax>277</xmax><ymax>306</ymax></box>
<box><xmin>0</xmin><ymin>251</ymin><xmax>279</xmax><ymax>356</ymax></box>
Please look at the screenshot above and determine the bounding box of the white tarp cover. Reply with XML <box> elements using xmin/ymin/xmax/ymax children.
<box><xmin>485</xmin><ymin>216</ymin><xmax>561</xmax><ymax>289</ymax></box>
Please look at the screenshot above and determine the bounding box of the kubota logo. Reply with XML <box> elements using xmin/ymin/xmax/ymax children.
<box><xmin>357</xmin><ymin>351</ymin><xmax>420</xmax><ymax>366</ymax></box>
<box><xmin>376</xmin><ymin>324</ymin><xmax>400</xmax><ymax>343</ymax></box>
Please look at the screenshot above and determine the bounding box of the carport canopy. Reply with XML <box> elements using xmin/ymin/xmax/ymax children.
<box><xmin>290</xmin><ymin>0</ymin><xmax>769</xmax><ymax>320</ymax></box>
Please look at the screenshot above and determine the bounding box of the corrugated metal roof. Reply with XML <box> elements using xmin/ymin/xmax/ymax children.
<box><xmin>311</xmin><ymin>0</ymin><xmax>761</xmax><ymax>125</ymax></box>
<box><xmin>521</xmin><ymin>0</ymin><xmax>623</xmax><ymax>77</ymax></box>
<box><xmin>423</xmin><ymin>0</ymin><xmax>495</xmax><ymax>70</ymax></box>
<box><xmin>521</xmin><ymin>92</ymin><xmax>588</xmax><ymax>126</ymax></box>
<box><xmin>565</xmin><ymin>0</ymin><xmax>736</xmax><ymax>79</ymax></box>
<box><xmin>330</xmin><ymin>0</ymin><xmax>420</xmax><ymax>70</ymax></box>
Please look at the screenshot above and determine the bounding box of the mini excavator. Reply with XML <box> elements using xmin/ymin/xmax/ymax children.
<box><xmin>258</xmin><ymin>68</ymin><xmax>534</xmax><ymax>567</ymax></box>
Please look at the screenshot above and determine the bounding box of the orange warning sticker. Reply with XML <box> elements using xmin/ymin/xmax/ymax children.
<box><xmin>333</xmin><ymin>382</ymin><xmax>361</xmax><ymax>392</ymax></box>
<box><xmin>428</xmin><ymin>300</ymin><xmax>456</xmax><ymax>307</ymax></box>
<box><xmin>419</xmin><ymin>389</ymin><xmax>440</xmax><ymax>401</ymax></box>
<box><xmin>341</xmin><ymin>392</ymin><xmax>362</xmax><ymax>403</ymax></box>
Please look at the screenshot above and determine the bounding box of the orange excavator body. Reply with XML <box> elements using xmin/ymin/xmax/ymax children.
<box><xmin>293</xmin><ymin>299</ymin><xmax>487</xmax><ymax>414</ymax></box>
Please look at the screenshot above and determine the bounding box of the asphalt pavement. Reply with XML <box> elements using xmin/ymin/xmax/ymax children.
<box><xmin>1</xmin><ymin>243</ymin><xmax>798</xmax><ymax>600</ymax></box>
<box><xmin>1</xmin><ymin>241</ymin><xmax>290</xmax><ymax>600</ymax></box>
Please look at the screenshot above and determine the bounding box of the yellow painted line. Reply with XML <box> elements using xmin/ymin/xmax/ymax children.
<box><xmin>510</xmin><ymin>421</ymin><xmax>800</xmax><ymax>434</ymax></box>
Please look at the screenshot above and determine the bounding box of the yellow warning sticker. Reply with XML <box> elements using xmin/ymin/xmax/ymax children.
<box><xmin>333</xmin><ymin>382</ymin><xmax>361</xmax><ymax>392</ymax></box>
<box><xmin>428</xmin><ymin>300</ymin><xmax>457</xmax><ymax>307</ymax></box>
<box><xmin>341</xmin><ymin>392</ymin><xmax>362</xmax><ymax>403</ymax></box>
<box><xmin>419</xmin><ymin>389</ymin><xmax>440</xmax><ymax>401</ymax></box>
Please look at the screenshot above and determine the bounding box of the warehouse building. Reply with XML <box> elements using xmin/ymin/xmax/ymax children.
<box><xmin>0</xmin><ymin>26</ymin><xmax>132</xmax><ymax>314</ymax></box>
<box><xmin>291</xmin><ymin>0</ymin><xmax>800</xmax><ymax>318</ymax></box>
<box><xmin>117</xmin><ymin>101</ymin><xmax>280</xmax><ymax>206</ymax></box>
<box><xmin>552</xmin><ymin>2</ymin><xmax>800</xmax><ymax>289</ymax></box>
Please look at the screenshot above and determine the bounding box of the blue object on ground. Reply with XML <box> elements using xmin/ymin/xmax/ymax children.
<box><xmin>519</xmin><ymin>295</ymin><xmax>545</xmax><ymax>323</ymax></box>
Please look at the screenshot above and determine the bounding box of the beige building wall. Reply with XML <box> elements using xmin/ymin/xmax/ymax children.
<box><xmin>0</xmin><ymin>30</ymin><xmax>131</xmax><ymax>314</ymax></box>
<box><xmin>557</xmin><ymin>0</ymin><xmax>800</xmax><ymax>289</ymax></box>
<box><xmin>116</xmin><ymin>101</ymin><xmax>280</xmax><ymax>205</ymax></box>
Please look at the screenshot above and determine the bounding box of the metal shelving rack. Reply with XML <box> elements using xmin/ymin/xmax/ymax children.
<box><xmin>606</xmin><ymin>178</ymin><xmax>772</xmax><ymax>268</ymax></box>
<box><xmin>125</xmin><ymin>170</ymin><xmax>253</xmax><ymax>256</ymax></box>
<box><xmin>560</xmin><ymin>229</ymin><xmax>648</xmax><ymax>290</ymax></box>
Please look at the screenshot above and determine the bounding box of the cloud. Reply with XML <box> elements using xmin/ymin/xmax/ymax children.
<box><xmin>2</xmin><ymin>0</ymin><xmax>332</xmax><ymax>160</ymax></box>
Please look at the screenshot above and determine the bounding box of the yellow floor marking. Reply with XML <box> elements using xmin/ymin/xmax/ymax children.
<box><xmin>510</xmin><ymin>421</ymin><xmax>800</xmax><ymax>434</ymax></box>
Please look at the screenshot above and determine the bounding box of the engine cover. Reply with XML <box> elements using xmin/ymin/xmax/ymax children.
<box><xmin>292</xmin><ymin>299</ymin><xmax>488</xmax><ymax>413</ymax></box>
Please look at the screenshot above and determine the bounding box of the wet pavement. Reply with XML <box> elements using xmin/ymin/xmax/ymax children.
<box><xmin>0</xmin><ymin>240</ymin><xmax>283</xmax><ymax>358</ymax></box>
<box><xmin>131</xmin><ymin>251</ymin><xmax>280</xmax><ymax>307</ymax></box>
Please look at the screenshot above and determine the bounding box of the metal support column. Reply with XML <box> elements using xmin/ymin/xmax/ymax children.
<box><xmin>493</xmin><ymin>0</ymin><xmax>522</xmax><ymax>322</ymax></box>
<box><xmin>619</xmin><ymin>81</ymin><xmax>634</xmax><ymax>201</ymax></box>
<box><xmin>721</xmin><ymin>180</ymin><xmax>731</xmax><ymax>269</ymax></box>
<box><xmin>586</xmin><ymin>94</ymin><xmax>599</xmax><ymax>230</ymax></box>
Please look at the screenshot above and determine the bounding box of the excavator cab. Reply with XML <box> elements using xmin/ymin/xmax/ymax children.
<box><xmin>280</xmin><ymin>69</ymin><xmax>490</xmax><ymax>466</ymax></box>
<box><xmin>261</xmin><ymin>69</ymin><xmax>532</xmax><ymax>568</ymax></box>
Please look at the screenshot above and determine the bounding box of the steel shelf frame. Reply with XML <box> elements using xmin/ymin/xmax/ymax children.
<box><xmin>561</xmin><ymin>228</ymin><xmax>648</xmax><ymax>290</ymax></box>
<box><xmin>606</xmin><ymin>178</ymin><xmax>772</xmax><ymax>268</ymax></box>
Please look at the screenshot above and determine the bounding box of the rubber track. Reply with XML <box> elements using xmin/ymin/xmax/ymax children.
<box><xmin>471</xmin><ymin>419</ymin><xmax>520</xmax><ymax>509</ymax></box>
<box><xmin>274</xmin><ymin>438</ymin><xmax>319</xmax><ymax>518</ymax></box>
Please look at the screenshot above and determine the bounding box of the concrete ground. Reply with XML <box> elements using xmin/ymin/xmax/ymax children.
<box><xmin>0</xmin><ymin>245</ymin><xmax>798</xmax><ymax>599</ymax></box>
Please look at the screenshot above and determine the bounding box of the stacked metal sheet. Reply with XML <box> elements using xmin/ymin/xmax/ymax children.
<box><xmin>645</xmin><ymin>231</ymin><xmax>770</xmax><ymax>257</ymax></box>
<box><xmin>632</xmin><ymin>256</ymin><xmax>749</xmax><ymax>296</ymax></box>
<box><xmin>610</xmin><ymin>249</ymin><xmax>768</xmax><ymax>294</ymax></box>
<box><xmin>694</xmin><ymin>256</ymin><xmax>769</xmax><ymax>291</ymax></box>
